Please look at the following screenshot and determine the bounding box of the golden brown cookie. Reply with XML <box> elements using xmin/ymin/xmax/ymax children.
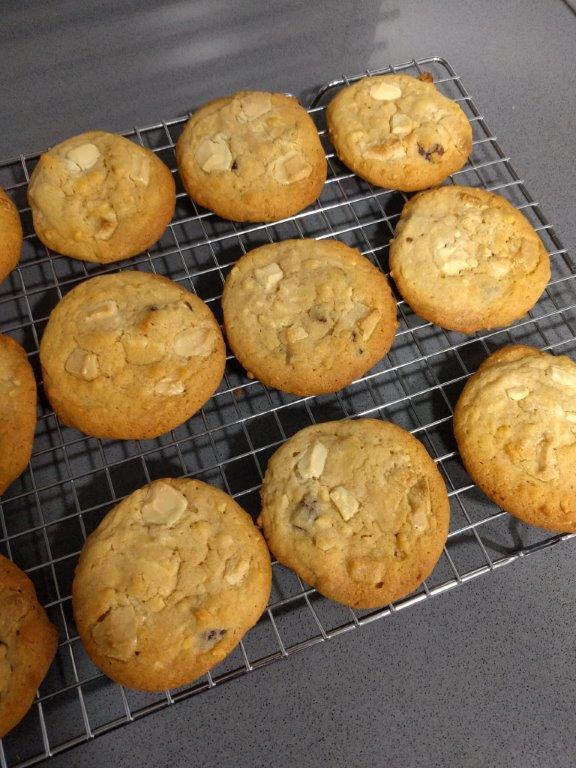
<box><xmin>40</xmin><ymin>271</ymin><xmax>225</xmax><ymax>440</ymax></box>
<box><xmin>259</xmin><ymin>419</ymin><xmax>450</xmax><ymax>608</ymax></box>
<box><xmin>176</xmin><ymin>91</ymin><xmax>327</xmax><ymax>222</ymax></box>
<box><xmin>327</xmin><ymin>73</ymin><xmax>472</xmax><ymax>191</ymax></box>
<box><xmin>389</xmin><ymin>186</ymin><xmax>550</xmax><ymax>333</ymax></box>
<box><xmin>454</xmin><ymin>345</ymin><xmax>576</xmax><ymax>532</ymax></box>
<box><xmin>28</xmin><ymin>131</ymin><xmax>175</xmax><ymax>263</ymax></box>
<box><xmin>0</xmin><ymin>188</ymin><xmax>22</xmax><ymax>283</ymax></box>
<box><xmin>0</xmin><ymin>335</ymin><xmax>36</xmax><ymax>496</ymax></box>
<box><xmin>0</xmin><ymin>555</ymin><xmax>58</xmax><ymax>738</ymax></box>
<box><xmin>222</xmin><ymin>239</ymin><xmax>397</xmax><ymax>395</ymax></box>
<box><xmin>73</xmin><ymin>477</ymin><xmax>271</xmax><ymax>691</ymax></box>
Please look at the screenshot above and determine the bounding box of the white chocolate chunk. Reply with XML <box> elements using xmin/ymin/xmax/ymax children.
<box><xmin>363</xmin><ymin>140</ymin><xmax>406</xmax><ymax>161</ymax></box>
<box><xmin>369</xmin><ymin>81</ymin><xmax>402</xmax><ymax>101</ymax></box>
<box><xmin>129</xmin><ymin>153</ymin><xmax>150</xmax><ymax>185</ymax></box>
<box><xmin>272</xmin><ymin>151</ymin><xmax>312</xmax><ymax>185</ymax></box>
<box><xmin>85</xmin><ymin>300</ymin><xmax>119</xmax><ymax>323</ymax></box>
<box><xmin>329</xmin><ymin>486</ymin><xmax>359</xmax><ymax>521</ymax></box>
<box><xmin>174</xmin><ymin>327</ymin><xmax>216</xmax><ymax>357</ymax></box>
<box><xmin>224</xmin><ymin>556</ymin><xmax>249</xmax><ymax>586</ymax></box>
<box><xmin>122</xmin><ymin>334</ymin><xmax>165</xmax><ymax>365</ymax></box>
<box><xmin>565</xmin><ymin>412</ymin><xmax>576</xmax><ymax>423</ymax></box>
<box><xmin>95</xmin><ymin>206</ymin><xmax>118</xmax><ymax>240</ymax></box>
<box><xmin>551</xmin><ymin>365</ymin><xmax>576</xmax><ymax>388</ymax></box>
<box><xmin>297</xmin><ymin>442</ymin><xmax>328</xmax><ymax>479</ymax></box>
<box><xmin>489</xmin><ymin>258</ymin><xmax>511</xmax><ymax>278</ymax></box>
<box><xmin>66</xmin><ymin>142</ymin><xmax>101</xmax><ymax>171</ymax></box>
<box><xmin>255</xmin><ymin>262</ymin><xmax>283</xmax><ymax>290</ymax></box>
<box><xmin>195</xmin><ymin>133</ymin><xmax>233</xmax><ymax>173</ymax></box>
<box><xmin>390</xmin><ymin>113</ymin><xmax>413</xmax><ymax>136</ymax></box>
<box><xmin>441</xmin><ymin>259</ymin><xmax>470</xmax><ymax>276</ymax></box>
<box><xmin>506</xmin><ymin>387</ymin><xmax>530</xmax><ymax>401</ymax></box>
<box><xmin>411</xmin><ymin>508</ymin><xmax>429</xmax><ymax>533</ymax></box>
<box><xmin>65</xmin><ymin>348</ymin><xmax>100</xmax><ymax>381</ymax></box>
<box><xmin>358</xmin><ymin>309</ymin><xmax>381</xmax><ymax>341</ymax></box>
<box><xmin>91</xmin><ymin>605</ymin><xmax>137</xmax><ymax>661</ymax></box>
<box><xmin>141</xmin><ymin>482</ymin><xmax>188</xmax><ymax>525</ymax></box>
<box><xmin>155</xmin><ymin>378</ymin><xmax>185</xmax><ymax>396</ymax></box>
<box><xmin>286</xmin><ymin>325</ymin><xmax>309</xmax><ymax>343</ymax></box>
<box><xmin>237</xmin><ymin>92</ymin><xmax>272</xmax><ymax>122</ymax></box>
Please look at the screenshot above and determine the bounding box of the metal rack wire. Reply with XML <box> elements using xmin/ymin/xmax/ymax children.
<box><xmin>0</xmin><ymin>55</ymin><xmax>574</xmax><ymax>767</ymax></box>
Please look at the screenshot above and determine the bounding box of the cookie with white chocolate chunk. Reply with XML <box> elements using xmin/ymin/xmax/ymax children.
<box><xmin>28</xmin><ymin>131</ymin><xmax>175</xmax><ymax>263</ymax></box>
<box><xmin>222</xmin><ymin>238</ymin><xmax>397</xmax><ymax>396</ymax></box>
<box><xmin>389</xmin><ymin>186</ymin><xmax>550</xmax><ymax>333</ymax></box>
<box><xmin>176</xmin><ymin>91</ymin><xmax>327</xmax><ymax>222</ymax></box>
<box><xmin>0</xmin><ymin>188</ymin><xmax>23</xmax><ymax>284</ymax></box>
<box><xmin>0</xmin><ymin>334</ymin><xmax>36</xmax><ymax>496</ymax></box>
<box><xmin>40</xmin><ymin>271</ymin><xmax>225</xmax><ymax>439</ymax></box>
<box><xmin>326</xmin><ymin>73</ymin><xmax>472</xmax><ymax>191</ymax></box>
<box><xmin>0</xmin><ymin>554</ymin><xmax>58</xmax><ymax>738</ymax></box>
<box><xmin>259</xmin><ymin>419</ymin><xmax>450</xmax><ymax>608</ymax></box>
<box><xmin>454</xmin><ymin>345</ymin><xmax>576</xmax><ymax>532</ymax></box>
<box><xmin>73</xmin><ymin>477</ymin><xmax>271</xmax><ymax>691</ymax></box>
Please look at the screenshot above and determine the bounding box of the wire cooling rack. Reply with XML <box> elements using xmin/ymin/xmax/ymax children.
<box><xmin>1</xmin><ymin>55</ymin><xmax>575</xmax><ymax>767</ymax></box>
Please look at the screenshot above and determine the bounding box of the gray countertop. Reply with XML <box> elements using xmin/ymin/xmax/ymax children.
<box><xmin>2</xmin><ymin>1</ymin><xmax>576</xmax><ymax>766</ymax></box>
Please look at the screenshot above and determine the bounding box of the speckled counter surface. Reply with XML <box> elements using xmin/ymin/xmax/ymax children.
<box><xmin>2</xmin><ymin>1</ymin><xmax>576</xmax><ymax>766</ymax></box>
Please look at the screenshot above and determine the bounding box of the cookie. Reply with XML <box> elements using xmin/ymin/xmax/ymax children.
<box><xmin>259</xmin><ymin>419</ymin><xmax>449</xmax><ymax>608</ymax></box>
<box><xmin>28</xmin><ymin>131</ymin><xmax>175</xmax><ymax>264</ymax></box>
<box><xmin>0</xmin><ymin>555</ymin><xmax>58</xmax><ymax>738</ymax></box>
<box><xmin>389</xmin><ymin>186</ymin><xmax>550</xmax><ymax>333</ymax></box>
<box><xmin>222</xmin><ymin>239</ymin><xmax>397</xmax><ymax>395</ymax></box>
<box><xmin>326</xmin><ymin>73</ymin><xmax>472</xmax><ymax>191</ymax></box>
<box><xmin>454</xmin><ymin>345</ymin><xmax>576</xmax><ymax>532</ymax></box>
<box><xmin>73</xmin><ymin>477</ymin><xmax>271</xmax><ymax>691</ymax></box>
<box><xmin>176</xmin><ymin>91</ymin><xmax>327</xmax><ymax>222</ymax></box>
<box><xmin>0</xmin><ymin>335</ymin><xmax>36</xmax><ymax>495</ymax></box>
<box><xmin>40</xmin><ymin>271</ymin><xmax>225</xmax><ymax>440</ymax></box>
<box><xmin>0</xmin><ymin>188</ymin><xmax>23</xmax><ymax>284</ymax></box>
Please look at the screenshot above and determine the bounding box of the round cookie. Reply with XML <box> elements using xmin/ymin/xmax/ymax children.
<box><xmin>73</xmin><ymin>477</ymin><xmax>271</xmax><ymax>691</ymax></box>
<box><xmin>0</xmin><ymin>555</ymin><xmax>58</xmax><ymax>738</ymax></box>
<box><xmin>222</xmin><ymin>239</ymin><xmax>397</xmax><ymax>396</ymax></box>
<box><xmin>454</xmin><ymin>345</ymin><xmax>576</xmax><ymax>532</ymax></box>
<box><xmin>326</xmin><ymin>73</ymin><xmax>472</xmax><ymax>191</ymax></box>
<box><xmin>0</xmin><ymin>335</ymin><xmax>36</xmax><ymax>496</ymax></box>
<box><xmin>0</xmin><ymin>188</ymin><xmax>23</xmax><ymax>283</ymax></box>
<box><xmin>28</xmin><ymin>131</ymin><xmax>175</xmax><ymax>264</ymax></box>
<box><xmin>259</xmin><ymin>419</ymin><xmax>450</xmax><ymax>609</ymax></box>
<box><xmin>176</xmin><ymin>91</ymin><xmax>327</xmax><ymax>222</ymax></box>
<box><xmin>40</xmin><ymin>271</ymin><xmax>225</xmax><ymax>440</ymax></box>
<box><xmin>389</xmin><ymin>186</ymin><xmax>550</xmax><ymax>333</ymax></box>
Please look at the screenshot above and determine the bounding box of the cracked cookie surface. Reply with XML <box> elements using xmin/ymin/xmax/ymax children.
<box><xmin>176</xmin><ymin>91</ymin><xmax>327</xmax><ymax>222</ymax></box>
<box><xmin>0</xmin><ymin>335</ymin><xmax>36</xmax><ymax>495</ymax></box>
<box><xmin>73</xmin><ymin>477</ymin><xmax>271</xmax><ymax>691</ymax></box>
<box><xmin>389</xmin><ymin>186</ymin><xmax>550</xmax><ymax>333</ymax></box>
<box><xmin>0</xmin><ymin>555</ymin><xmax>58</xmax><ymax>737</ymax></box>
<box><xmin>40</xmin><ymin>271</ymin><xmax>225</xmax><ymax>439</ymax></box>
<box><xmin>454</xmin><ymin>345</ymin><xmax>576</xmax><ymax>532</ymax></box>
<box><xmin>28</xmin><ymin>131</ymin><xmax>175</xmax><ymax>264</ymax></box>
<box><xmin>0</xmin><ymin>188</ymin><xmax>22</xmax><ymax>284</ymax></box>
<box><xmin>222</xmin><ymin>239</ymin><xmax>397</xmax><ymax>395</ymax></box>
<box><xmin>259</xmin><ymin>419</ymin><xmax>449</xmax><ymax>608</ymax></box>
<box><xmin>326</xmin><ymin>73</ymin><xmax>472</xmax><ymax>191</ymax></box>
